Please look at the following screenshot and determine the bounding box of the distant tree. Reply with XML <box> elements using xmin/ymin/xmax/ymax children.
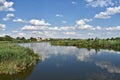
<box><xmin>15</xmin><ymin>37</ymin><xmax>26</xmax><ymax>42</ymax></box>
<box><xmin>20</xmin><ymin>37</ymin><xmax>26</xmax><ymax>41</ymax></box>
<box><xmin>30</xmin><ymin>37</ymin><xmax>37</xmax><ymax>41</ymax></box>
<box><xmin>95</xmin><ymin>37</ymin><xmax>99</xmax><ymax>41</ymax></box>
<box><xmin>87</xmin><ymin>38</ymin><xmax>91</xmax><ymax>41</ymax></box>
<box><xmin>115</xmin><ymin>37</ymin><xmax>120</xmax><ymax>40</ymax></box>
<box><xmin>4</xmin><ymin>35</ymin><xmax>13</xmax><ymax>41</ymax></box>
<box><xmin>91</xmin><ymin>38</ymin><xmax>94</xmax><ymax>40</ymax></box>
<box><xmin>106</xmin><ymin>38</ymin><xmax>110</xmax><ymax>41</ymax></box>
<box><xmin>16</xmin><ymin>37</ymin><xmax>21</xmax><ymax>40</ymax></box>
<box><xmin>0</xmin><ymin>37</ymin><xmax>4</xmax><ymax>41</ymax></box>
<box><xmin>111</xmin><ymin>37</ymin><xmax>114</xmax><ymax>40</ymax></box>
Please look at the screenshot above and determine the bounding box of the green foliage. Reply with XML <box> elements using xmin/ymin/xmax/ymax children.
<box><xmin>0</xmin><ymin>42</ymin><xmax>39</xmax><ymax>75</ymax></box>
<box><xmin>51</xmin><ymin>38</ymin><xmax>120</xmax><ymax>51</ymax></box>
<box><xmin>0</xmin><ymin>35</ymin><xmax>38</xmax><ymax>43</ymax></box>
<box><xmin>0</xmin><ymin>35</ymin><xmax>14</xmax><ymax>41</ymax></box>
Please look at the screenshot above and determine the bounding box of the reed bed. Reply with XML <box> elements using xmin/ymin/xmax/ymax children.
<box><xmin>0</xmin><ymin>42</ymin><xmax>39</xmax><ymax>75</ymax></box>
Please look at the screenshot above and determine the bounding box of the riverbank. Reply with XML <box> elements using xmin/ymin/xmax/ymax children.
<box><xmin>51</xmin><ymin>39</ymin><xmax>120</xmax><ymax>51</ymax></box>
<box><xmin>0</xmin><ymin>42</ymin><xmax>40</xmax><ymax>75</ymax></box>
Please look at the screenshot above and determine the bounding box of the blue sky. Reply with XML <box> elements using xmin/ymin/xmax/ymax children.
<box><xmin>0</xmin><ymin>0</ymin><xmax>120</xmax><ymax>38</ymax></box>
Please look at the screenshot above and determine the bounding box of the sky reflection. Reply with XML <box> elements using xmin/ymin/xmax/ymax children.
<box><xmin>20</xmin><ymin>42</ymin><xmax>120</xmax><ymax>74</ymax></box>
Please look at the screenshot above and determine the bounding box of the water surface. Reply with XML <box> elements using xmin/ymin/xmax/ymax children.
<box><xmin>1</xmin><ymin>42</ymin><xmax>120</xmax><ymax>80</ymax></box>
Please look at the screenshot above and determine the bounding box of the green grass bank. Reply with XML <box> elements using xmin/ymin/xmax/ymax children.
<box><xmin>51</xmin><ymin>39</ymin><xmax>120</xmax><ymax>51</ymax></box>
<box><xmin>0</xmin><ymin>42</ymin><xmax>40</xmax><ymax>75</ymax></box>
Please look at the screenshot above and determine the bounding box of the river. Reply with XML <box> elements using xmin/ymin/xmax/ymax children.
<box><xmin>1</xmin><ymin>42</ymin><xmax>120</xmax><ymax>80</ymax></box>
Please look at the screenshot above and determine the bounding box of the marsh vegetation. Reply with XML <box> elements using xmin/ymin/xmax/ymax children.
<box><xmin>0</xmin><ymin>42</ymin><xmax>39</xmax><ymax>75</ymax></box>
<box><xmin>51</xmin><ymin>38</ymin><xmax>120</xmax><ymax>51</ymax></box>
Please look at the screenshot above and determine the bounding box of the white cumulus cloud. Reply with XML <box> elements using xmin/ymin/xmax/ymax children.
<box><xmin>88</xmin><ymin>32</ymin><xmax>95</xmax><ymax>36</ymax></box>
<box><xmin>56</xmin><ymin>14</ymin><xmax>63</xmax><ymax>17</ymax></box>
<box><xmin>106</xmin><ymin>26</ymin><xmax>120</xmax><ymax>31</ymax></box>
<box><xmin>22</xmin><ymin>25</ymin><xmax>49</xmax><ymax>31</ymax></box>
<box><xmin>21</xmin><ymin>19</ymin><xmax>51</xmax><ymax>31</ymax></box>
<box><xmin>96</xmin><ymin>26</ymin><xmax>102</xmax><ymax>30</ymax></box>
<box><xmin>13</xmin><ymin>18</ymin><xmax>26</xmax><ymax>23</ymax></box>
<box><xmin>63</xmin><ymin>32</ymin><xmax>76</xmax><ymax>35</ymax></box>
<box><xmin>3</xmin><ymin>13</ymin><xmax>15</xmax><ymax>21</ymax></box>
<box><xmin>11</xmin><ymin>31</ymin><xmax>26</xmax><ymax>38</ymax></box>
<box><xmin>59</xmin><ymin>26</ymin><xmax>75</xmax><ymax>31</ymax></box>
<box><xmin>0</xmin><ymin>0</ymin><xmax>15</xmax><ymax>11</ymax></box>
<box><xmin>86</xmin><ymin>0</ymin><xmax>114</xmax><ymax>7</ymax></box>
<box><xmin>76</xmin><ymin>19</ymin><xmax>102</xmax><ymax>30</ymax></box>
<box><xmin>22</xmin><ymin>25</ymin><xmax>39</xmax><ymax>31</ymax></box>
<box><xmin>76</xmin><ymin>19</ymin><xmax>92</xmax><ymax>26</ymax></box>
<box><xmin>72</xmin><ymin>1</ymin><xmax>77</xmax><ymax>5</ymax></box>
<box><xmin>29</xmin><ymin>19</ymin><xmax>51</xmax><ymax>26</ymax></box>
<box><xmin>0</xmin><ymin>23</ymin><xmax>6</xmax><ymax>30</ymax></box>
<box><xmin>95</xmin><ymin>6</ymin><xmax>120</xmax><ymax>19</ymax></box>
<box><xmin>76</xmin><ymin>19</ymin><xmax>95</xmax><ymax>30</ymax></box>
<box><xmin>20</xmin><ymin>18</ymin><xmax>119</xmax><ymax>38</ymax></box>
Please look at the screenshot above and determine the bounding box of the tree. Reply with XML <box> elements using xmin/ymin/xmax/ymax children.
<box><xmin>0</xmin><ymin>37</ymin><xmax>4</xmax><ymax>41</ymax></box>
<box><xmin>4</xmin><ymin>35</ymin><xmax>13</xmax><ymax>41</ymax></box>
<box><xmin>20</xmin><ymin>37</ymin><xmax>26</xmax><ymax>41</ymax></box>
<box><xmin>16</xmin><ymin>37</ymin><xmax>21</xmax><ymax>40</ymax></box>
<box><xmin>30</xmin><ymin>37</ymin><xmax>37</xmax><ymax>41</ymax></box>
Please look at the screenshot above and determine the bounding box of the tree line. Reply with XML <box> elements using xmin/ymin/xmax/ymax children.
<box><xmin>0</xmin><ymin>35</ymin><xmax>38</xmax><ymax>42</ymax></box>
<box><xmin>51</xmin><ymin>37</ymin><xmax>120</xmax><ymax>51</ymax></box>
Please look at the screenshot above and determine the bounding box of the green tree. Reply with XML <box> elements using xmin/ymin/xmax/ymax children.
<box><xmin>4</xmin><ymin>35</ymin><xmax>13</xmax><ymax>41</ymax></box>
<box><xmin>30</xmin><ymin>37</ymin><xmax>37</xmax><ymax>41</ymax></box>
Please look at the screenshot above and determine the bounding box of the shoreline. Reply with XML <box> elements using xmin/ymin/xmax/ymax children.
<box><xmin>0</xmin><ymin>42</ymin><xmax>41</xmax><ymax>75</ymax></box>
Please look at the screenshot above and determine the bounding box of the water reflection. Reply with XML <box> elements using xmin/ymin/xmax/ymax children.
<box><xmin>19</xmin><ymin>42</ymin><xmax>120</xmax><ymax>80</ymax></box>
<box><xmin>86</xmin><ymin>73</ymin><xmax>116</xmax><ymax>80</ymax></box>
<box><xmin>76</xmin><ymin>49</ymin><xmax>95</xmax><ymax>62</ymax></box>
<box><xmin>20</xmin><ymin>43</ymin><xmax>120</xmax><ymax>73</ymax></box>
<box><xmin>20</xmin><ymin>42</ymin><xmax>80</xmax><ymax>60</ymax></box>
<box><xmin>96</xmin><ymin>61</ymin><xmax>120</xmax><ymax>73</ymax></box>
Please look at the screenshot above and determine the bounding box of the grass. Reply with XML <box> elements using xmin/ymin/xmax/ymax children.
<box><xmin>0</xmin><ymin>42</ymin><xmax>40</xmax><ymax>75</ymax></box>
<box><xmin>0</xmin><ymin>65</ymin><xmax>35</xmax><ymax>80</ymax></box>
<box><xmin>51</xmin><ymin>39</ymin><xmax>120</xmax><ymax>51</ymax></box>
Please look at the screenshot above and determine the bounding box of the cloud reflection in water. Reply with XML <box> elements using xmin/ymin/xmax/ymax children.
<box><xmin>20</xmin><ymin>42</ymin><xmax>120</xmax><ymax>74</ymax></box>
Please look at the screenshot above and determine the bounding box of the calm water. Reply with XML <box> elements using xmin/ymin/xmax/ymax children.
<box><xmin>1</xmin><ymin>42</ymin><xmax>120</xmax><ymax>80</ymax></box>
